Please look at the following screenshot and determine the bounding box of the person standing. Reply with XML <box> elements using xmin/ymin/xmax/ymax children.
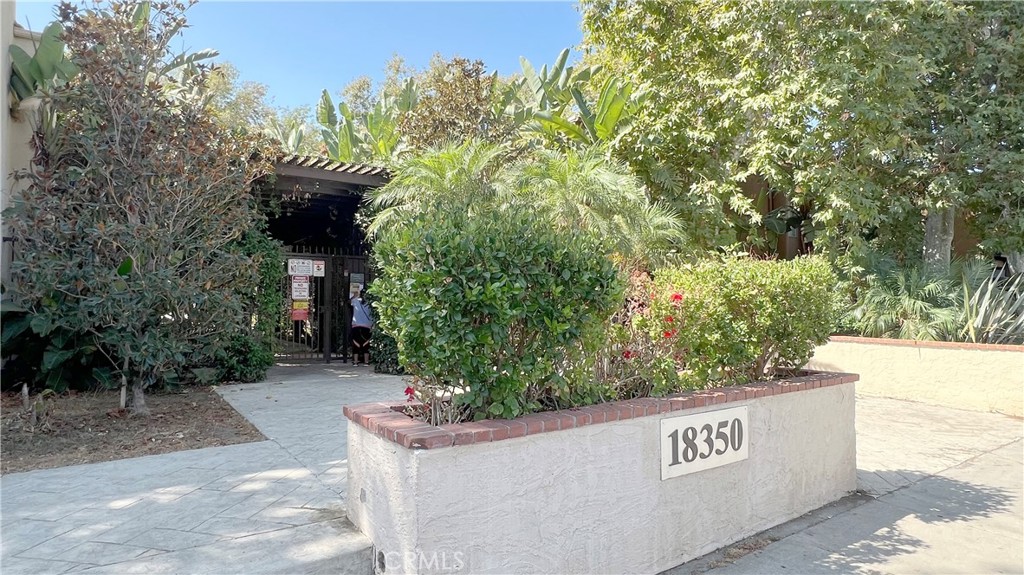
<box><xmin>350</xmin><ymin>289</ymin><xmax>373</xmax><ymax>365</ymax></box>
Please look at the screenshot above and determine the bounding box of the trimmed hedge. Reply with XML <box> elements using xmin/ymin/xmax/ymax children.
<box><xmin>640</xmin><ymin>256</ymin><xmax>839</xmax><ymax>389</ymax></box>
<box><xmin>372</xmin><ymin>207</ymin><xmax>623</xmax><ymax>421</ymax></box>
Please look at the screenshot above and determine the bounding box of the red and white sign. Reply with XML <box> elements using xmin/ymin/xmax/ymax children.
<box><xmin>291</xmin><ymin>275</ymin><xmax>310</xmax><ymax>300</ymax></box>
<box><xmin>291</xmin><ymin>308</ymin><xmax>309</xmax><ymax>321</ymax></box>
<box><xmin>313</xmin><ymin>260</ymin><xmax>326</xmax><ymax>277</ymax></box>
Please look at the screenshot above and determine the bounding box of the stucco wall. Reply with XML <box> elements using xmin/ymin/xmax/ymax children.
<box><xmin>1</xmin><ymin>4</ymin><xmax>14</xmax><ymax>283</ymax></box>
<box><xmin>2</xmin><ymin>14</ymin><xmax>40</xmax><ymax>283</ymax></box>
<box><xmin>348</xmin><ymin>383</ymin><xmax>857</xmax><ymax>574</ymax></box>
<box><xmin>809</xmin><ymin>337</ymin><xmax>1023</xmax><ymax>417</ymax></box>
<box><xmin>347</xmin><ymin>419</ymin><xmax>422</xmax><ymax>568</ymax></box>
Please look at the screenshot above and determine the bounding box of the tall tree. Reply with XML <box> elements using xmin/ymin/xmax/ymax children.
<box><xmin>207</xmin><ymin>62</ymin><xmax>272</xmax><ymax>130</ymax></box>
<box><xmin>7</xmin><ymin>0</ymin><xmax>271</xmax><ymax>414</ymax></box>
<box><xmin>208</xmin><ymin>62</ymin><xmax>319</xmax><ymax>155</ymax></box>
<box><xmin>397</xmin><ymin>55</ymin><xmax>518</xmax><ymax>149</ymax></box>
<box><xmin>582</xmin><ymin>1</ymin><xmax>1024</xmax><ymax>266</ymax></box>
<box><xmin>340</xmin><ymin>75</ymin><xmax>374</xmax><ymax>118</ymax></box>
<box><xmin>318</xmin><ymin>54</ymin><xmax>525</xmax><ymax>165</ymax></box>
<box><xmin>338</xmin><ymin>54</ymin><xmax>416</xmax><ymax>117</ymax></box>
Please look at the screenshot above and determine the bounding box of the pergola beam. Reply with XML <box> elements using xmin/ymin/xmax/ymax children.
<box><xmin>273</xmin><ymin>163</ymin><xmax>388</xmax><ymax>188</ymax></box>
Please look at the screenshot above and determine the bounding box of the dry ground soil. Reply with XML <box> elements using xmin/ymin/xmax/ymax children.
<box><xmin>1</xmin><ymin>386</ymin><xmax>264</xmax><ymax>474</ymax></box>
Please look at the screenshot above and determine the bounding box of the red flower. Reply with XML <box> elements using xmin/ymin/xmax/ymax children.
<box><xmin>404</xmin><ymin>386</ymin><xmax>415</xmax><ymax>402</ymax></box>
<box><xmin>622</xmin><ymin>350</ymin><xmax>635</xmax><ymax>359</ymax></box>
<box><xmin>671</xmin><ymin>293</ymin><xmax>683</xmax><ymax>302</ymax></box>
<box><xmin>665</xmin><ymin>315</ymin><xmax>674</xmax><ymax>323</ymax></box>
<box><xmin>663</xmin><ymin>329</ymin><xmax>677</xmax><ymax>338</ymax></box>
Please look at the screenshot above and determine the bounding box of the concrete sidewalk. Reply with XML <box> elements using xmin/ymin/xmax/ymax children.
<box><xmin>675</xmin><ymin>397</ymin><xmax>1024</xmax><ymax>575</ymax></box>
<box><xmin>1</xmin><ymin>364</ymin><xmax>405</xmax><ymax>575</ymax></box>
<box><xmin>2</xmin><ymin>365</ymin><xmax>1021</xmax><ymax>574</ymax></box>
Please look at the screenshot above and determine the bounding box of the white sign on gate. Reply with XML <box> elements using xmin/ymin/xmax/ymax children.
<box><xmin>661</xmin><ymin>406</ymin><xmax>748</xmax><ymax>480</ymax></box>
<box><xmin>312</xmin><ymin>260</ymin><xmax>326</xmax><ymax>277</ymax></box>
<box><xmin>288</xmin><ymin>258</ymin><xmax>314</xmax><ymax>276</ymax></box>
<box><xmin>291</xmin><ymin>275</ymin><xmax>310</xmax><ymax>300</ymax></box>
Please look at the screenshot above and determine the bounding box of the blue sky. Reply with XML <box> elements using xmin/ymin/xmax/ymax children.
<box><xmin>14</xmin><ymin>1</ymin><xmax>585</xmax><ymax>111</ymax></box>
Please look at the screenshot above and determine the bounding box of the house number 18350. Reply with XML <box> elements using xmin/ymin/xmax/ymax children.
<box><xmin>660</xmin><ymin>406</ymin><xmax>749</xmax><ymax>480</ymax></box>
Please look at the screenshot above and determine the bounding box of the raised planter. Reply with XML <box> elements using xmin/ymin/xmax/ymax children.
<box><xmin>344</xmin><ymin>371</ymin><xmax>858</xmax><ymax>575</ymax></box>
<box><xmin>809</xmin><ymin>336</ymin><xmax>1023</xmax><ymax>417</ymax></box>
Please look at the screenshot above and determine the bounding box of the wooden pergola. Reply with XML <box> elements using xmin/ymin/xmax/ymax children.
<box><xmin>265</xmin><ymin>156</ymin><xmax>389</xmax><ymax>363</ymax></box>
<box><xmin>267</xmin><ymin>155</ymin><xmax>389</xmax><ymax>255</ymax></box>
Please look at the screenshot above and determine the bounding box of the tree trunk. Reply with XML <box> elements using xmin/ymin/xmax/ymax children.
<box><xmin>923</xmin><ymin>207</ymin><xmax>955</xmax><ymax>275</ymax></box>
<box><xmin>1006</xmin><ymin>253</ymin><xmax>1024</xmax><ymax>276</ymax></box>
<box><xmin>119</xmin><ymin>355</ymin><xmax>129</xmax><ymax>410</ymax></box>
<box><xmin>129</xmin><ymin>380</ymin><xmax>150</xmax><ymax>417</ymax></box>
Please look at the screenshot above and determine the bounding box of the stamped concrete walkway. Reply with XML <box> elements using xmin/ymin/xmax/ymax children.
<box><xmin>1</xmin><ymin>364</ymin><xmax>404</xmax><ymax>575</ymax></box>
<box><xmin>675</xmin><ymin>396</ymin><xmax>1024</xmax><ymax>575</ymax></box>
<box><xmin>2</xmin><ymin>365</ymin><xmax>1022</xmax><ymax>575</ymax></box>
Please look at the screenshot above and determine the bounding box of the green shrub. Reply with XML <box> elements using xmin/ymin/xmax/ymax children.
<box><xmin>641</xmin><ymin>256</ymin><xmax>839</xmax><ymax>389</ymax></box>
<box><xmin>207</xmin><ymin>229</ymin><xmax>283</xmax><ymax>384</ymax></box>
<box><xmin>369</xmin><ymin>325</ymin><xmax>404</xmax><ymax>375</ymax></box>
<box><xmin>846</xmin><ymin>263</ymin><xmax>961</xmax><ymax>341</ymax></box>
<box><xmin>1</xmin><ymin>302</ymin><xmax>114</xmax><ymax>393</ymax></box>
<box><xmin>372</xmin><ymin>207</ymin><xmax>623</xmax><ymax>423</ymax></box>
<box><xmin>236</xmin><ymin>230</ymin><xmax>285</xmax><ymax>348</ymax></box>
<box><xmin>216</xmin><ymin>334</ymin><xmax>274</xmax><ymax>383</ymax></box>
<box><xmin>361</xmin><ymin>289</ymin><xmax>403</xmax><ymax>374</ymax></box>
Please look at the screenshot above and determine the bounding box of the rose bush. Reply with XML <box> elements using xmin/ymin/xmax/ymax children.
<box><xmin>638</xmin><ymin>256</ymin><xmax>840</xmax><ymax>389</ymax></box>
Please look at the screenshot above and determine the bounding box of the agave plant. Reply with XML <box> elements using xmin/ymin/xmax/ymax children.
<box><xmin>961</xmin><ymin>273</ymin><xmax>1024</xmax><ymax>345</ymax></box>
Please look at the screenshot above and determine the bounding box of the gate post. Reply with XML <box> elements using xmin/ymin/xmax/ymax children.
<box><xmin>323</xmin><ymin>256</ymin><xmax>332</xmax><ymax>364</ymax></box>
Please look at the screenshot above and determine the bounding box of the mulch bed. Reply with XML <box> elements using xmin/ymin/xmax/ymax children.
<box><xmin>1</xmin><ymin>386</ymin><xmax>265</xmax><ymax>475</ymax></box>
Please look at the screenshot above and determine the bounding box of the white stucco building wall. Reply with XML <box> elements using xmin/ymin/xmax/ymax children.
<box><xmin>1</xmin><ymin>1</ymin><xmax>13</xmax><ymax>284</ymax></box>
<box><xmin>1</xmin><ymin>2</ymin><xmax>40</xmax><ymax>284</ymax></box>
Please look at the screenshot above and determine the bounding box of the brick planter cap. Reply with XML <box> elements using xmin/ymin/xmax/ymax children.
<box><xmin>342</xmin><ymin>371</ymin><xmax>859</xmax><ymax>451</ymax></box>
<box><xmin>829</xmin><ymin>335</ymin><xmax>1024</xmax><ymax>353</ymax></box>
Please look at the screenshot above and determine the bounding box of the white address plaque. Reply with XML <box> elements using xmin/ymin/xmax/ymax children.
<box><xmin>661</xmin><ymin>406</ymin><xmax>748</xmax><ymax>480</ymax></box>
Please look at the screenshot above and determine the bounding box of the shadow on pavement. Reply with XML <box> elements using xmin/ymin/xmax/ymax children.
<box><xmin>812</xmin><ymin>470</ymin><xmax>1016</xmax><ymax>573</ymax></box>
<box><xmin>686</xmin><ymin>465</ymin><xmax>1019</xmax><ymax>575</ymax></box>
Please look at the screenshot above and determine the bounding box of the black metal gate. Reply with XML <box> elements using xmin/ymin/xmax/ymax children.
<box><xmin>273</xmin><ymin>246</ymin><xmax>372</xmax><ymax>363</ymax></box>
